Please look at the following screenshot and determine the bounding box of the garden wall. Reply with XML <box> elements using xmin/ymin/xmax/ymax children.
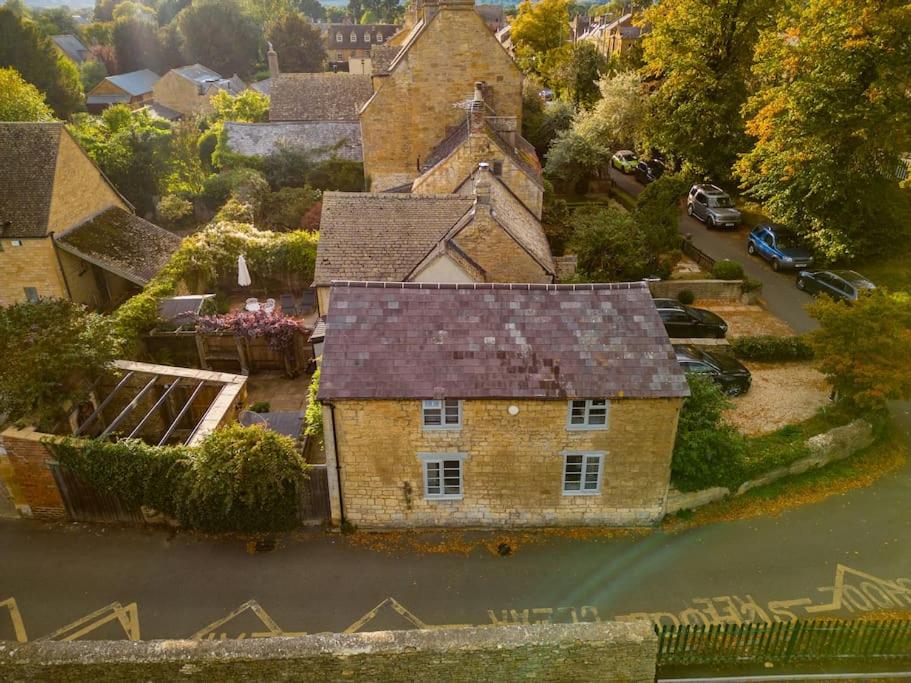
<box><xmin>0</xmin><ymin>622</ymin><xmax>658</xmax><ymax>683</ymax></box>
<box><xmin>648</xmin><ymin>279</ymin><xmax>746</xmax><ymax>303</ymax></box>
<box><xmin>665</xmin><ymin>419</ymin><xmax>874</xmax><ymax>514</ymax></box>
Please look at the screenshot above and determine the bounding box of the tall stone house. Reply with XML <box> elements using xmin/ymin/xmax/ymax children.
<box><xmin>317</xmin><ymin>281</ymin><xmax>689</xmax><ymax>528</ymax></box>
<box><xmin>152</xmin><ymin>64</ymin><xmax>245</xmax><ymax>118</ymax></box>
<box><xmin>326</xmin><ymin>23</ymin><xmax>399</xmax><ymax>69</ymax></box>
<box><xmin>578</xmin><ymin>13</ymin><xmax>644</xmax><ymax>59</ymax></box>
<box><xmin>0</xmin><ymin>123</ymin><xmax>181</xmax><ymax>309</ymax></box>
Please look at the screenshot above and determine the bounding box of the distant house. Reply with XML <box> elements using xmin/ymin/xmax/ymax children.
<box><xmin>317</xmin><ymin>281</ymin><xmax>689</xmax><ymax>529</ymax></box>
<box><xmin>475</xmin><ymin>4</ymin><xmax>505</xmax><ymax>32</ymax></box>
<box><xmin>86</xmin><ymin>69</ymin><xmax>159</xmax><ymax>113</ymax></box>
<box><xmin>152</xmin><ymin>64</ymin><xmax>245</xmax><ymax>118</ymax></box>
<box><xmin>579</xmin><ymin>13</ymin><xmax>644</xmax><ymax>59</ymax></box>
<box><xmin>326</xmin><ymin>23</ymin><xmax>399</xmax><ymax>69</ymax></box>
<box><xmin>0</xmin><ymin>123</ymin><xmax>181</xmax><ymax>309</ymax></box>
<box><xmin>50</xmin><ymin>34</ymin><xmax>89</xmax><ymax>65</ymax></box>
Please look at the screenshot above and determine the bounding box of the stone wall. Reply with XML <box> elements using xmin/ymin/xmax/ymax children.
<box><xmin>153</xmin><ymin>72</ymin><xmax>214</xmax><ymax>117</ymax></box>
<box><xmin>453</xmin><ymin>207</ymin><xmax>551</xmax><ymax>284</ymax></box>
<box><xmin>331</xmin><ymin>397</ymin><xmax>682</xmax><ymax>527</ymax></box>
<box><xmin>648</xmin><ymin>279</ymin><xmax>746</xmax><ymax>303</ymax></box>
<box><xmin>361</xmin><ymin>5</ymin><xmax>523</xmax><ymax>191</ymax></box>
<box><xmin>0</xmin><ymin>237</ymin><xmax>67</xmax><ymax>306</ymax></box>
<box><xmin>0</xmin><ymin>428</ymin><xmax>66</xmax><ymax>519</ymax></box>
<box><xmin>0</xmin><ymin>622</ymin><xmax>658</xmax><ymax>683</ymax></box>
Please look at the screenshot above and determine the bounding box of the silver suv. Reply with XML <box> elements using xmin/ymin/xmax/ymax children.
<box><xmin>687</xmin><ymin>184</ymin><xmax>742</xmax><ymax>229</ymax></box>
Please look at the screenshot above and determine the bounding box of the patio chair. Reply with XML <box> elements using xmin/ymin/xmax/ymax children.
<box><xmin>280</xmin><ymin>293</ymin><xmax>295</xmax><ymax>315</ymax></box>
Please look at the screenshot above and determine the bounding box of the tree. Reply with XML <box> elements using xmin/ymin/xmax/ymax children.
<box><xmin>33</xmin><ymin>6</ymin><xmax>77</xmax><ymax>35</ymax></box>
<box><xmin>362</xmin><ymin>0</ymin><xmax>400</xmax><ymax>23</ymax></box>
<box><xmin>735</xmin><ymin>0</ymin><xmax>911</xmax><ymax>260</ymax></box>
<box><xmin>544</xmin><ymin>128</ymin><xmax>609</xmax><ymax>192</ymax></box>
<box><xmin>346</xmin><ymin>0</ymin><xmax>362</xmax><ymax>23</ymax></box>
<box><xmin>79</xmin><ymin>59</ymin><xmax>106</xmax><ymax>92</ymax></box>
<box><xmin>639</xmin><ymin>0</ymin><xmax>774</xmax><ymax>180</ymax></box>
<box><xmin>266</xmin><ymin>11</ymin><xmax>326</xmax><ymax>73</ymax></box>
<box><xmin>81</xmin><ymin>21</ymin><xmax>113</xmax><ymax>46</ymax></box>
<box><xmin>156</xmin><ymin>0</ymin><xmax>190</xmax><ymax>24</ymax></box>
<box><xmin>88</xmin><ymin>43</ymin><xmax>117</xmax><ymax>72</ymax></box>
<box><xmin>157</xmin><ymin>21</ymin><xmax>184</xmax><ymax>71</ymax></box>
<box><xmin>521</xmin><ymin>78</ymin><xmax>575</xmax><ymax>156</ymax></box>
<box><xmin>541</xmin><ymin>42</ymin><xmax>607</xmax><ymax>108</ymax></box>
<box><xmin>176</xmin><ymin>0</ymin><xmax>260</xmax><ymax>77</ymax></box>
<box><xmin>93</xmin><ymin>0</ymin><xmax>118</xmax><ymax>22</ymax></box>
<box><xmin>568</xmin><ymin>207</ymin><xmax>650</xmax><ymax>281</ymax></box>
<box><xmin>3</xmin><ymin>0</ymin><xmax>25</xmax><ymax>17</ymax></box>
<box><xmin>573</xmin><ymin>70</ymin><xmax>646</xmax><ymax>151</ymax></box>
<box><xmin>0</xmin><ymin>67</ymin><xmax>55</xmax><ymax>121</ymax></box>
<box><xmin>112</xmin><ymin>1</ymin><xmax>157</xmax><ymax>21</ymax></box>
<box><xmin>808</xmin><ymin>290</ymin><xmax>911</xmax><ymax>410</ymax></box>
<box><xmin>510</xmin><ymin>0</ymin><xmax>570</xmax><ymax>76</ymax></box>
<box><xmin>293</xmin><ymin>0</ymin><xmax>325</xmax><ymax>21</ymax></box>
<box><xmin>210</xmin><ymin>89</ymin><xmax>270</xmax><ymax>122</ymax></box>
<box><xmin>325</xmin><ymin>5</ymin><xmax>345</xmax><ymax>22</ymax></box>
<box><xmin>0</xmin><ymin>8</ymin><xmax>84</xmax><ymax>117</ymax></box>
<box><xmin>0</xmin><ymin>298</ymin><xmax>124</xmax><ymax>428</ymax></box>
<box><xmin>112</xmin><ymin>16</ymin><xmax>162</xmax><ymax>72</ymax></box>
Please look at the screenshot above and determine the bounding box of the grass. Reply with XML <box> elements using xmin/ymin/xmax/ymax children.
<box><xmin>664</xmin><ymin>418</ymin><xmax>906</xmax><ymax>531</ymax></box>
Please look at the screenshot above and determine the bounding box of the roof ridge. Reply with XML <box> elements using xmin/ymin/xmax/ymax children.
<box><xmin>323</xmin><ymin>191</ymin><xmax>473</xmax><ymax>199</ymax></box>
<box><xmin>328</xmin><ymin>280</ymin><xmax>648</xmax><ymax>291</ymax></box>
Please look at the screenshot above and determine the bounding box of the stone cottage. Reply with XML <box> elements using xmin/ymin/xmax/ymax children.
<box><xmin>86</xmin><ymin>69</ymin><xmax>159</xmax><ymax>113</ymax></box>
<box><xmin>152</xmin><ymin>64</ymin><xmax>245</xmax><ymax>118</ymax></box>
<box><xmin>313</xmin><ymin>163</ymin><xmax>554</xmax><ymax>313</ymax></box>
<box><xmin>0</xmin><ymin>123</ymin><xmax>181</xmax><ymax>308</ymax></box>
<box><xmin>317</xmin><ymin>281</ymin><xmax>689</xmax><ymax>528</ymax></box>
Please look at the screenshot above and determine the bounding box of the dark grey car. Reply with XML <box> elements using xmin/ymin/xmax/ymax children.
<box><xmin>687</xmin><ymin>184</ymin><xmax>742</xmax><ymax>229</ymax></box>
<box><xmin>796</xmin><ymin>270</ymin><xmax>876</xmax><ymax>302</ymax></box>
<box><xmin>674</xmin><ymin>344</ymin><xmax>751</xmax><ymax>395</ymax></box>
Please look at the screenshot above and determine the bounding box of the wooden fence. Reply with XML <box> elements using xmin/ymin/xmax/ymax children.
<box><xmin>297</xmin><ymin>464</ymin><xmax>331</xmax><ymax>525</ymax></box>
<box><xmin>680</xmin><ymin>236</ymin><xmax>716</xmax><ymax>273</ymax></box>
<box><xmin>656</xmin><ymin>618</ymin><xmax>911</xmax><ymax>667</ymax></box>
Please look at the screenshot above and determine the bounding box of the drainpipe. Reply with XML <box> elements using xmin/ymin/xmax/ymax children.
<box><xmin>322</xmin><ymin>401</ymin><xmax>345</xmax><ymax>526</ymax></box>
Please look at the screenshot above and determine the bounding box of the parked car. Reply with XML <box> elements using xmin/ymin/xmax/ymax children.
<box><xmin>796</xmin><ymin>270</ymin><xmax>876</xmax><ymax>302</ymax></box>
<box><xmin>674</xmin><ymin>344</ymin><xmax>752</xmax><ymax>395</ymax></box>
<box><xmin>653</xmin><ymin>298</ymin><xmax>729</xmax><ymax>338</ymax></box>
<box><xmin>687</xmin><ymin>184</ymin><xmax>742</xmax><ymax>229</ymax></box>
<box><xmin>634</xmin><ymin>159</ymin><xmax>665</xmax><ymax>184</ymax></box>
<box><xmin>747</xmin><ymin>224</ymin><xmax>814</xmax><ymax>272</ymax></box>
<box><xmin>611</xmin><ymin>150</ymin><xmax>638</xmax><ymax>174</ymax></box>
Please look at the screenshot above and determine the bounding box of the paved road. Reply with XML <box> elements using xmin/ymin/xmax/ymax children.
<box><xmin>609</xmin><ymin>169</ymin><xmax>816</xmax><ymax>332</ymax></box>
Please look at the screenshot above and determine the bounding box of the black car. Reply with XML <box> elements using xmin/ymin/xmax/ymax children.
<box><xmin>634</xmin><ymin>159</ymin><xmax>665</xmax><ymax>184</ymax></box>
<box><xmin>653</xmin><ymin>299</ymin><xmax>729</xmax><ymax>339</ymax></box>
<box><xmin>796</xmin><ymin>270</ymin><xmax>876</xmax><ymax>302</ymax></box>
<box><xmin>674</xmin><ymin>344</ymin><xmax>752</xmax><ymax>395</ymax></box>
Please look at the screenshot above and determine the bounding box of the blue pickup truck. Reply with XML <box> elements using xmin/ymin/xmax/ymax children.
<box><xmin>747</xmin><ymin>224</ymin><xmax>814</xmax><ymax>272</ymax></box>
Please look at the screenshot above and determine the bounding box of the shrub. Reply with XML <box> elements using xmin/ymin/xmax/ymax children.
<box><xmin>741</xmin><ymin>276</ymin><xmax>762</xmax><ymax>293</ymax></box>
<box><xmin>259</xmin><ymin>186</ymin><xmax>321</xmax><ymax>231</ymax></box>
<box><xmin>156</xmin><ymin>194</ymin><xmax>193</xmax><ymax>228</ymax></box>
<box><xmin>677</xmin><ymin>289</ymin><xmax>695</xmax><ymax>305</ymax></box>
<box><xmin>201</xmin><ymin>167</ymin><xmax>269</xmax><ymax>211</ymax></box>
<box><xmin>568</xmin><ymin>207</ymin><xmax>649</xmax><ymax>281</ymax></box>
<box><xmin>729</xmin><ymin>335</ymin><xmax>814</xmax><ymax>361</ymax></box>
<box><xmin>712</xmin><ymin>259</ymin><xmax>744</xmax><ymax>280</ymax></box>
<box><xmin>249</xmin><ymin>401</ymin><xmax>270</xmax><ymax>413</ymax></box>
<box><xmin>304</xmin><ymin>368</ymin><xmax>322</xmax><ymax>447</ymax></box>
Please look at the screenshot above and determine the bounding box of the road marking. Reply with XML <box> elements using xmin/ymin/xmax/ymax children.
<box><xmin>37</xmin><ymin>602</ymin><xmax>140</xmax><ymax>641</ymax></box>
<box><xmin>345</xmin><ymin>597</ymin><xmax>471</xmax><ymax>633</ymax></box>
<box><xmin>807</xmin><ymin>564</ymin><xmax>911</xmax><ymax>613</ymax></box>
<box><xmin>191</xmin><ymin>600</ymin><xmax>306</xmax><ymax>640</ymax></box>
<box><xmin>0</xmin><ymin>598</ymin><xmax>27</xmax><ymax>643</ymax></box>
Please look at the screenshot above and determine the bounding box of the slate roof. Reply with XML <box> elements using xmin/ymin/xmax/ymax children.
<box><xmin>51</xmin><ymin>34</ymin><xmax>89</xmax><ymax>64</ymax></box>
<box><xmin>318</xmin><ymin>281</ymin><xmax>690</xmax><ymax>401</ymax></box>
<box><xmin>104</xmin><ymin>69</ymin><xmax>159</xmax><ymax>96</ymax></box>
<box><xmin>55</xmin><ymin>207</ymin><xmax>182</xmax><ymax>285</ymax></box>
<box><xmin>0</xmin><ymin>123</ymin><xmax>63</xmax><ymax>238</ymax></box>
<box><xmin>172</xmin><ymin>63</ymin><xmax>222</xmax><ymax>84</ymax></box>
<box><xmin>224</xmin><ymin>122</ymin><xmax>362</xmax><ymax>161</ymax></box>
<box><xmin>370</xmin><ymin>45</ymin><xmax>400</xmax><ymax>74</ymax></box>
<box><xmin>314</xmin><ymin>193</ymin><xmax>474</xmax><ymax>285</ymax></box>
<box><xmin>270</xmin><ymin>73</ymin><xmax>373</xmax><ymax>122</ymax></box>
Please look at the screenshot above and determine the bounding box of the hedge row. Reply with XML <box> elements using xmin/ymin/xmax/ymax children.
<box><xmin>729</xmin><ymin>335</ymin><xmax>815</xmax><ymax>361</ymax></box>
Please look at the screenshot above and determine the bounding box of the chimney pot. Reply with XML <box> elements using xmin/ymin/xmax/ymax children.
<box><xmin>474</xmin><ymin>163</ymin><xmax>491</xmax><ymax>206</ymax></box>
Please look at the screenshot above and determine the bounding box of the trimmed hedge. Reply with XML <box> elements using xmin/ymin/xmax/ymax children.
<box><xmin>677</xmin><ymin>289</ymin><xmax>695</xmax><ymax>305</ymax></box>
<box><xmin>729</xmin><ymin>335</ymin><xmax>814</xmax><ymax>361</ymax></box>
<box><xmin>712</xmin><ymin>259</ymin><xmax>744</xmax><ymax>280</ymax></box>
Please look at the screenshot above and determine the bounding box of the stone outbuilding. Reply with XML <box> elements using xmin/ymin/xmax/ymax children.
<box><xmin>152</xmin><ymin>64</ymin><xmax>245</xmax><ymax>118</ymax></box>
<box><xmin>86</xmin><ymin>69</ymin><xmax>159</xmax><ymax>113</ymax></box>
<box><xmin>317</xmin><ymin>281</ymin><xmax>689</xmax><ymax>528</ymax></box>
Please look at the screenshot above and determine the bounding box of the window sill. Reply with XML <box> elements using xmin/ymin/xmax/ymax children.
<box><xmin>562</xmin><ymin>490</ymin><xmax>601</xmax><ymax>497</ymax></box>
<box><xmin>566</xmin><ymin>425</ymin><xmax>608</xmax><ymax>432</ymax></box>
<box><xmin>422</xmin><ymin>426</ymin><xmax>462</xmax><ymax>432</ymax></box>
<box><xmin>424</xmin><ymin>495</ymin><xmax>464</xmax><ymax>502</ymax></box>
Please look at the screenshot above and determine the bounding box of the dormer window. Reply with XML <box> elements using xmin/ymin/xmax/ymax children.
<box><xmin>336</xmin><ymin>32</ymin><xmax>343</xmax><ymax>42</ymax></box>
<box><xmin>377</xmin><ymin>33</ymin><xmax>384</xmax><ymax>43</ymax></box>
<box><xmin>350</xmin><ymin>31</ymin><xmax>357</xmax><ymax>43</ymax></box>
<box><xmin>364</xmin><ymin>32</ymin><xmax>371</xmax><ymax>43</ymax></box>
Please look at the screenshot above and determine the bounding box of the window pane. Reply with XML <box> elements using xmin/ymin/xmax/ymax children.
<box><xmin>569</xmin><ymin>401</ymin><xmax>586</xmax><ymax>424</ymax></box>
<box><xmin>425</xmin><ymin>462</ymin><xmax>441</xmax><ymax>494</ymax></box>
<box><xmin>444</xmin><ymin>400</ymin><xmax>460</xmax><ymax>425</ymax></box>
<box><xmin>583</xmin><ymin>457</ymin><xmax>600</xmax><ymax>490</ymax></box>
<box><xmin>564</xmin><ymin>456</ymin><xmax>582</xmax><ymax>491</ymax></box>
<box><xmin>443</xmin><ymin>460</ymin><xmax>461</xmax><ymax>495</ymax></box>
<box><xmin>587</xmin><ymin>406</ymin><xmax>607</xmax><ymax>425</ymax></box>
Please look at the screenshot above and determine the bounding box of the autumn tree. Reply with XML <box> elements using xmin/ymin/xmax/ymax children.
<box><xmin>735</xmin><ymin>0</ymin><xmax>911</xmax><ymax>260</ymax></box>
<box><xmin>0</xmin><ymin>8</ymin><xmax>83</xmax><ymax>117</ymax></box>
<box><xmin>639</xmin><ymin>0</ymin><xmax>774</xmax><ymax>179</ymax></box>
<box><xmin>266</xmin><ymin>11</ymin><xmax>326</xmax><ymax>73</ymax></box>
<box><xmin>0</xmin><ymin>67</ymin><xmax>55</xmax><ymax>121</ymax></box>
<box><xmin>176</xmin><ymin>0</ymin><xmax>260</xmax><ymax>77</ymax></box>
<box><xmin>510</xmin><ymin>0</ymin><xmax>570</xmax><ymax>76</ymax></box>
<box><xmin>809</xmin><ymin>290</ymin><xmax>911</xmax><ymax>410</ymax></box>
<box><xmin>541</xmin><ymin>41</ymin><xmax>607</xmax><ymax>107</ymax></box>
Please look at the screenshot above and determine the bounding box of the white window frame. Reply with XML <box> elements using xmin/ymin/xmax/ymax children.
<box><xmin>422</xmin><ymin>399</ymin><xmax>462</xmax><ymax>430</ymax></box>
<box><xmin>418</xmin><ymin>452</ymin><xmax>467</xmax><ymax>500</ymax></box>
<box><xmin>350</xmin><ymin>31</ymin><xmax>357</xmax><ymax>43</ymax></box>
<box><xmin>566</xmin><ymin>399</ymin><xmax>609</xmax><ymax>430</ymax></box>
<box><xmin>376</xmin><ymin>32</ymin><xmax>384</xmax><ymax>43</ymax></box>
<box><xmin>336</xmin><ymin>32</ymin><xmax>343</xmax><ymax>42</ymax></box>
<box><xmin>364</xmin><ymin>32</ymin><xmax>371</xmax><ymax>42</ymax></box>
<box><xmin>561</xmin><ymin>451</ymin><xmax>604</xmax><ymax>496</ymax></box>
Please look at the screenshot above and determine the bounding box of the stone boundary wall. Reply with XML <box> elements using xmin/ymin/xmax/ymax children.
<box><xmin>666</xmin><ymin>419</ymin><xmax>874</xmax><ymax>515</ymax></box>
<box><xmin>649</xmin><ymin>279</ymin><xmax>748</xmax><ymax>303</ymax></box>
<box><xmin>0</xmin><ymin>428</ymin><xmax>65</xmax><ymax>519</ymax></box>
<box><xmin>0</xmin><ymin>622</ymin><xmax>658</xmax><ymax>683</ymax></box>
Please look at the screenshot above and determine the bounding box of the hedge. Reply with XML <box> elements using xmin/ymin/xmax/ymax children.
<box><xmin>729</xmin><ymin>335</ymin><xmax>814</xmax><ymax>361</ymax></box>
<box><xmin>712</xmin><ymin>259</ymin><xmax>744</xmax><ymax>280</ymax></box>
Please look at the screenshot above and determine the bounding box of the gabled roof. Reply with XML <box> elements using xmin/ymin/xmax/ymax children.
<box><xmin>370</xmin><ymin>44</ymin><xmax>400</xmax><ymax>74</ymax></box>
<box><xmin>55</xmin><ymin>207</ymin><xmax>182</xmax><ymax>285</ymax></box>
<box><xmin>104</xmin><ymin>69</ymin><xmax>160</xmax><ymax>96</ymax></box>
<box><xmin>0</xmin><ymin>123</ymin><xmax>62</xmax><ymax>238</ymax></box>
<box><xmin>270</xmin><ymin>73</ymin><xmax>373</xmax><ymax>122</ymax></box>
<box><xmin>51</xmin><ymin>34</ymin><xmax>89</xmax><ymax>63</ymax></box>
<box><xmin>318</xmin><ymin>281</ymin><xmax>690</xmax><ymax>401</ymax></box>
<box><xmin>172</xmin><ymin>63</ymin><xmax>222</xmax><ymax>84</ymax></box>
<box><xmin>224</xmin><ymin>122</ymin><xmax>362</xmax><ymax>161</ymax></box>
<box><xmin>314</xmin><ymin>193</ymin><xmax>474</xmax><ymax>285</ymax></box>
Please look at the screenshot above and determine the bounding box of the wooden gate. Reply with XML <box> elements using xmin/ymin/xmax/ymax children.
<box><xmin>298</xmin><ymin>464</ymin><xmax>331</xmax><ymax>525</ymax></box>
<box><xmin>49</xmin><ymin>462</ymin><xmax>144</xmax><ymax>524</ymax></box>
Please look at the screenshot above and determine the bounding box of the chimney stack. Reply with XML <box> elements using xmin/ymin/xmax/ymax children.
<box><xmin>267</xmin><ymin>42</ymin><xmax>280</xmax><ymax>78</ymax></box>
<box><xmin>474</xmin><ymin>162</ymin><xmax>491</xmax><ymax>208</ymax></box>
<box><xmin>470</xmin><ymin>81</ymin><xmax>486</xmax><ymax>130</ymax></box>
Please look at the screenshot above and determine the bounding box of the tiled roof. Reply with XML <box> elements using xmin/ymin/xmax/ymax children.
<box><xmin>420</xmin><ymin>119</ymin><xmax>470</xmax><ymax>172</ymax></box>
<box><xmin>51</xmin><ymin>34</ymin><xmax>89</xmax><ymax>63</ymax></box>
<box><xmin>270</xmin><ymin>73</ymin><xmax>373</xmax><ymax>122</ymax></box>
<box><xmin>456</xmin><ymin>171</ymin><xmax>553</xmax><ymax>274</ymax></box>
<box><xmin>250</xmin><ymin>76</ymin><xmax>273</xmax><ymax>96</ymax></box>
<box><xmin>55</xmin><ymin>207</ymin><xmax>182</xmax><ymax>284</ymax></box>
<box><xmin>173</xmin><ymin>63</ymin><xmax>222</xmax><ymax>84</ymax></box>
<box><xmin>104</xmin><ymin>69</ymin><xmax>159</xmax><ymax>96</ymax></box>
<box><xmin>0</xmin><ymin>123</ymin><xmax>62</xmax><ymax>238</ymax></box>
<box><xmin>318</xmin><ymin>281</ymin><xmax>690</xmax><ymax>400</ymax></box>
<box><xmin>224</xmin><ymin>122</ymin><xmax>362</xmax><ymax>161</ymax></box>
<box><xmin>370</xmin><ymin>44</ymin><xmax>400</xmax><ymax>74</ymax></box>
<box><xmin>314</xmin><ymin>193</ymin><xmax>474</xmax><ymax>285</ymax></box>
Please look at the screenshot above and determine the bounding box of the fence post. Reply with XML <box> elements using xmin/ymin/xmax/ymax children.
<box><xmin>783</xmin><ymin>620</ymin><xmax>803</xmax><ymax>662</ymax></box>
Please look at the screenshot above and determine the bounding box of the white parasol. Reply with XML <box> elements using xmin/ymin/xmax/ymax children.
<box><xmin>237</xmin><ymin>254</ymin><xmax>252</xmax><ymax>287</ymax></box>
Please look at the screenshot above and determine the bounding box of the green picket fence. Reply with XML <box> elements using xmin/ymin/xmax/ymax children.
<box><xmin>655</xmin><ymin>618</ymin><xmax>911</xmax><ymax>666</ymax></box>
